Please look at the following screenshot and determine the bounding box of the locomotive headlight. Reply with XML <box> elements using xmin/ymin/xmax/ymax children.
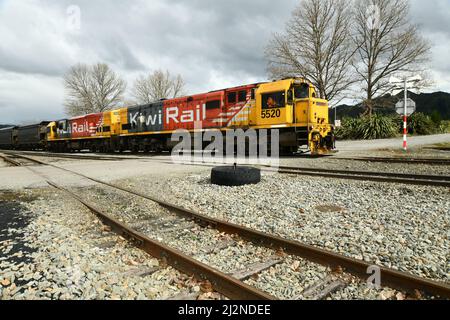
<box><xmin>310</xmin><ymin>125</ymin><xmax>314</xmax><ymax>130</ymax></box>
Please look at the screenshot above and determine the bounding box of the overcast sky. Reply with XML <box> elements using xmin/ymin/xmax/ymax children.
<box><xmin>0</xmin><ymin>0</ymin><xmax>449</xmax><ymax>124</ymax></box>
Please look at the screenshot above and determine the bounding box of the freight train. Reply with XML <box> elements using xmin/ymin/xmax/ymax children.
<box><xmin>0</xmin><ymin>78</ymin><xmax>335</xmax><ymax>155</ymax></box>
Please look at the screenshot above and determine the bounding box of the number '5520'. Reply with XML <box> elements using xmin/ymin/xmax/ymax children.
<box><xmin>261</xmin><ymin>109</ymin><xmax>281</xmax><ymax>119</ymax></box>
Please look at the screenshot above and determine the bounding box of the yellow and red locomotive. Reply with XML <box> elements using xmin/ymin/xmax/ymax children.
<box><xmin>2</xmin><ymin>78</ymin><xmax>335</xmax><ymax>155</ymax></box>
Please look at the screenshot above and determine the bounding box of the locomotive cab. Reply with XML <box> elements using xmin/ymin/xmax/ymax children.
<box><xmin>255</xmin><ymin>78</ymin><xmax>334</xmax><ymax>154</ymax></box>
<box><xmin>255</xmin><ymin>79</ymin><xmax>294</xmax><ymax>126</ymax></box>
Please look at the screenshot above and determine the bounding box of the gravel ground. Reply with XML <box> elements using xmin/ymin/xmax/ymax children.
<box><xmin>116</xmin><ymin>171</ymin><xmax>449</xmax><ymax>285</ymax></box>
<box><xmin>6</xmin><ymin>147</ymin><xmax>449</xmax><ymax>177</ymax></box>
<box><xmin>0</xmin><ymin>159</ymin><xmax>10</xmax><ymax>168</ymax></box>
<box><xmin>278</xmin><ymin>157</ymin><xmax>450</xmax><ymax>176</ymax></box>
<box><xmin>1</xmin><ymin>172</ymin><xmax>446</xmax><ymax>300</ymax></box>
<box><xmin>1</xmin><ymin>149</ymin><xmax>448</xmax><ymax>300</ymax></box>
<box><xmin>366</xmin><ymin>146</ymin><xmax>450</xmax><ymax>159</ymax></box>
<box><xmin>73</xmin><ymin>183</ymin><xmax>422</xmax><ymax>300</ymax></box>
<box><xmin>278</xmin><ymin>144</ymin><xmax>450</xmax><ymax>175</ymax></box>
<box><xmin>335</xmin><ymin>134</ymin><xmax>450</xmax><ymax>153</ymax></box>
<box><xmin>0</xmin><ymin>189</ymin><xmax>200</xmax><ymax>300</ymax></box>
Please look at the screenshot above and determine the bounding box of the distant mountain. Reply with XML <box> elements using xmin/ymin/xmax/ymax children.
<box><xmin>0</xmin><ymin>124</ymin><xmax>14</xmax><ymax>129</ymax></box>
<box><xmin>332</xmin><ymin>91</ymin><xmax>450</xmax><ymax>120</ymax></box>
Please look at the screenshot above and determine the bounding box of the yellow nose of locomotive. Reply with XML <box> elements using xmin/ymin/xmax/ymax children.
<box><xmin>254</xmin><ymin>78</ymin><xmax>335</xmax><ymax>155</ymax></box>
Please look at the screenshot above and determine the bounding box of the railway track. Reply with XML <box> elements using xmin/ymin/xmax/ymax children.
<box><xmin>0</xmin><ymin>150</ymin><xmax>127</xmax><ymax>162</ymax></box>
<box><xmin>2</xmin><ymin>152</ymin><xmax>271</xmax><ymax>299</ymax></box>
<box><xmin>3</xmin><ymin>149</ymin><xmax>450</xmax><ymax>166</ymax></box>
<box><xmin>0</xmin><ymin>153</ymin><xmax>43</xmax><ymax>166</ymax></box>
<box><xmin>2</xmin><ymin>151</ymin><xmax>449</xmax><ymax>300</ymax></box>
<box><xmin>3</xmin><ymin>150</ymin><xmax>450</xmax><ymax>188</ymax></box>
<box><xmin>274</xmin><ymin>166</ymin><xmax>450</xmax><ymax>188</ymax></box>
<box><xmin>331</xmin><ymin>156</ymin><xmax>450</xmax><ymax>166</ymax></box>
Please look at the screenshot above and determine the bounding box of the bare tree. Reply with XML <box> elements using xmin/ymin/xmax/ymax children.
<box><xmin>172</xmin><ymin>74</ymin><xmax>185</xmax><ymax>98</ymax></box>
<box><xmin>352</xmin><ymin>0</ymin><xmax>430</xmax><ymax>115</ymax></box>
<box><xmin>266</xmin><ymin>0</ymin><xmax>356</xmax><ymax>103</ymax></box>
<box><xmin>131</xmin><ymin>70</ymin><xmax>186</xmax><ymax>104</ymax></box>
<box><xmin>64</xmin><ymin>63</ymin><xmax>126</xmax><ymax>116</ymax></box>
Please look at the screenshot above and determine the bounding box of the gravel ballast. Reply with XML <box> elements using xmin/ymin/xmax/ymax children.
<box><xmin>74</xmin><ymin>184</ymin><xmax>408</xmax><ymax>300</ymax></box>
<box><xmin>0</xmin><ymin>189</ymin><xmax>195</xmax><ymax>300</ymax></box>
<box><xmin>277</xmin><ymin>157</ymin><xmax>450</xmax><ymax>176</ymax></box>
<box><xmin>117</xmin><ymin>170</ymin><xmax>449</xmax><ymax>284</ymax></box>
<box><xmin>1</xmin><ymin>151</ymin><xmax>448</xmax><ymax>300</ymax></box>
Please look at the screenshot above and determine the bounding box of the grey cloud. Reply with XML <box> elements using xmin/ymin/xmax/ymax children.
<box><xmin>410</xmin><ymin>0</ymin><xmax>450</xmax><ymax>36</ymax></box>
<box><xmin>0</xmin><ymin>0</ymin><xmax>449</xmax><ymax>124</ymax></box>
<box><xmin>0</xmin><ymin>70</ymin><xmax>65</xmax><ymax>123</ymax></box>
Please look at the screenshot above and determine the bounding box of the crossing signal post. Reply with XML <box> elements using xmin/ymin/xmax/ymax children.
<box><xmin>390</xmin><ymin>75</ymin><xmax>421</xmax><ymax>152</ymax></box>
<box><xmin>395</xmin><ymin>97</ymin><xmax>416</xmax><ymax>151</ymax></box>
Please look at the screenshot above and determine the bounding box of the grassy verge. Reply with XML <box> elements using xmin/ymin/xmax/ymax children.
<box><xmin>429</xmin><ymin>142</ymin><xmax>450</xmax><ymax>151</ymax></box>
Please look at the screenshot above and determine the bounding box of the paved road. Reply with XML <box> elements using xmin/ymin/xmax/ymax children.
<box><xmin>336</xmin><ymin>134</ymin><xmax>450</xmax><ymax>153</ymax></box>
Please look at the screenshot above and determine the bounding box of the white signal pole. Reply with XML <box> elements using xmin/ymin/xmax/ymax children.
<box><xmin>390</xmin><ymin>75</ymin><xmax>421</xmax><ymax>152</ymax></box>
<box><xmin>403</xmin><ymin>79</ymin><xmax>408</xmax><ymax>151</ymax></box>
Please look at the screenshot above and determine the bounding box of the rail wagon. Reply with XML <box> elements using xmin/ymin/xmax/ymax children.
<box><xmin>16</xmin><ymin>122</ymin><xmax>50</xmax><ymax>150</ymax></box>
<box><xmin>0</xmin><ymin>127</ymin><xmax>17</xmax><ymax>149</ymax></box>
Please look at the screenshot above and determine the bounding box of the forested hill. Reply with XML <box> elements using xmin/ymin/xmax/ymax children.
<box><xmin>333</xmin><ymin>91</ymin><xmax>450</xmax><ymax>120</ymax></box>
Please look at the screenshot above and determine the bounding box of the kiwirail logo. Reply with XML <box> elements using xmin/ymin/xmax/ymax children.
<box><xmin>170</xmin><ymin>122</ymin><xmax>280</xmax><ymax>170</ymax></box>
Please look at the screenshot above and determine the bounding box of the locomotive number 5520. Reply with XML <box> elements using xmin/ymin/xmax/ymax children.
<box><xmin>261</xmin><ymin>109</ymin><xmax>281</xmax><ymax>119</ymax></box>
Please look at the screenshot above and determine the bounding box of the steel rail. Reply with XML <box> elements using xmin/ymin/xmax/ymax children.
<box><xmin>274</xmin><ymin>166</ymin><xmax>450</xmax><ymax>188</ymax></box>
<box><xmin>331</xmin><ymin>156</ymin><xmax>450</xmax><ymax>166</ymax></box>
<box><xmin>7</xmin><ymin>152</ymin><xmax>449</xmax><ymax>299</ymax></box>
<box><xmin>45</xmin><ymin>181</ymin><xmax>275</xmax><ymax>300</ymax></box>
<box><xmin>0</xmin><ymin>154</ymin><xmax>21</xmax><ymax>166</ymax></box>
<box><xmin>4</xmin><ymin>150</ymin><xmax>450</xmax><ymax>188</ymax></box>
<box><xmin>0</xmin><ymin>150</ymin><xmax>126</xmax><ymax>162</ymax></box>
<box><xmin>63</xmin><ymin>170</ymin><xmax>450</xmax><ymax>298</ymax></box>
<box><xmin>147</xmin><ymin>160</ymin><xmax>450</xmax><ymax>187</ymax></box>
<box><xmin>3</xmin><ymin>152</ymin><xmax>275</xmax><ymax>300</ymax></box>
<box><xmin>4</xmin><ymin>149</ymin><xmax>450</xmax><ymax>165</ymax></box>
<box><xmin>96</xmin><ymin>184</ymin><xmax>450</xmax><ymax>299</ymax></box>
<box><xmin>277</xmin><ymin>165</ymin><xmax>448</xmax><ymax>181</ymax></box>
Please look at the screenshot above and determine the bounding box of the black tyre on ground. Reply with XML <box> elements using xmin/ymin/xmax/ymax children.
<box><xmin>211</xmin><ymin>166</ymin><xmax>261</xmax><ymax>186</ymax></box>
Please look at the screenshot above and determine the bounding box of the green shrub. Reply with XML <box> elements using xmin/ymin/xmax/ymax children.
<box><xmin>336</xmin><ymin>114</ymin><xmax>397</xmax><ymax>140</ymax></box>
<box><xmin>438</xmin><ymin>120</ymin><xmax>450</xmax><ymax>134</ymax></box>
<box><xmin>406</xmin><ymin>112</ymin><xmax>436</xmax><ymax>135</ymax></box>
<box><xmin>430</xmin><ymin>110</ymin><xmax>442</xmax><ymax>125</ymax></box>
<box><xmin>335</xmin><ymin>117</ymin><xmax>360</xmax><ymax>140</ymax></box>
<box><xmin>336</xmin><ymin>113</ymin><xmax>442</xmax><ymax>140</ymax></box>
<box><xmin>356</xmin><ymin>114</ymin><xmax>398</xmax><ymax>140</ymax></box>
